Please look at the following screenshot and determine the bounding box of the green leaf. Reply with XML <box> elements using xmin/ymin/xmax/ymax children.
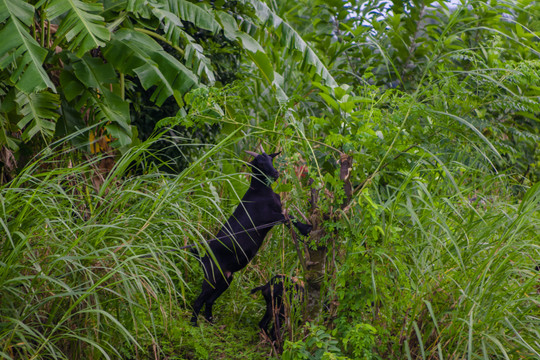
<box><xmin>319</xmin><ymin>93</ymin><xmax>339</xmax><ymax>111</ymax></box>
<box><xmin>126</xmin><ymin>0</ymin><xmax>152</xmax><ymax>18</ymax></box>
<box><xmin>46</xmin><ymin>0</ymin><xmax>110</xmax><ymax>57</ymax></box>
<box><xmin>71</xmin><ymin>54</ymin><xmax>117</xmax><ymax>91</ymax></box>
<box><xmin>15</xmin><ymin>90</ymin><xmax>60</xmax><ymax>142</ymax></box>
<box><xmin>106</xmin><ymin>123</ymin><xmax>132</xmax><ymax>147</ymax></box>
<box><xmin>151</xmin><ymin>5</ymin><xmax>215</xmax><ymax>83</ymax></box>
<box><xmin>55</xmin><ymin>99</ymin><xmax>86</xmax><ymax>144</ymax></box>
<box><xmin>59</xmin><ymin>68</ymin><xmax>86</xmax><ymax>102</ymax></box>
<box><xmin>95</xmin><ymin>89</ymin><xmax>129</xmax><ymax>129</ymax></box>
<box><xmin>0</xmin><ymin>19</ymin><xmax>56</xmax><ymax>93</ymax></box>
<box><xmin>184</xmin><ymin>41</ymin><xmax>215</xmax><ymax>83</ymax></box>
<box><xmin>103</xmin><ymin>29</ymin><xmax>199</xmax><ymax>106</ymax></box>
<box><xmin>133</xmin><ymin>51</ymin><xmax>196</xmax><ymax>105</ymax></box>
<box><xmin>0</xmin><ymin>112</ymin><xmax>20</xmax><ymax>150</ymax></box>
<box><xmin>0</xmin><ymin>0</ymin><xmax>34</xmax><ymax>25</ymax></box>
<box><xmin>92</xmin><ymin>89</ymin><xmax>132</xmax><ymax>147</ymax></box>
<box><xmin>216</xmin><ymin>11</ymin><xmax>274</xmax><ymax>84</ymax></box>
<box><xmin>245</xmin><ymin>48</ymin><xmax>274</xmax><ymax>85</ymax></box>
<box><xmin>429</xmin><ymin>109</ymin><xmax>502</xmax><ymax>159</ymax></box>
<box><xmin>242</xmin><ymin>0</ymin><xmax>337</xmax><ymax>88</ymax></box>
<box><xmin>168</xmin><ymin>0</ymin><xmax>220</xmax><ymax>33</ymax></box>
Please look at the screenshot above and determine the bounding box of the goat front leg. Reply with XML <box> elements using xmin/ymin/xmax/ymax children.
<box><xmin>283</xmin><ymin>212</ymin><xmax>312</xmax><ymax>236</ymax></box>
<box><xmin>292</xmin><ymin>218</ymin><xmax>312</xmax><ymax>236</ymax></box>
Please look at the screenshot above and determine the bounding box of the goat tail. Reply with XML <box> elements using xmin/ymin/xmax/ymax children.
<box><xmin>250</xmin><ymin>285</ymin><xmax>265</xmax><ymax>295</ymax></box>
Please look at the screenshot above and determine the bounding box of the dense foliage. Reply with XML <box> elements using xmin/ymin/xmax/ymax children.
<box><xmin>1</xmin><ymin>0</ymin><xmax>539</xmax><ymax>359</ymax></box>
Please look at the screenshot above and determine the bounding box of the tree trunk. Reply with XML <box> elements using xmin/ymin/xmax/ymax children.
<box><xmin>304</xmin><ymin>153</ymin><xmax>353</xmax><ymax>322</ymax></box>
<box><xmin>305</xmin><ymin>209</ymin><xmax>326</xmax><ymax>321</ymax></box>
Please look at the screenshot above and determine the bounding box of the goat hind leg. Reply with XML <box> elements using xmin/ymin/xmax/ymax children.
<box><xmin>191</xmin><ymin>279</ymin><xmax>215</xmax><ymax>326</ymax></box>
<box><xmin>269</xmin><ymin>310</ymin><xmax>283</xmax><ymax>342</ymax></box>
<box><xmin>259</xmin><ymin>303</ymin><xmax>272</xmax><ymax>336</ymax></box>
<box><xmin>203</xmin><ymin>273</ymin><xmax>233</xmax><ymax>323</ymax></box>
<box><xmin>190</xmin><ymin>294</ymin><xmax>205</xmax><ymax>326</ymax></box>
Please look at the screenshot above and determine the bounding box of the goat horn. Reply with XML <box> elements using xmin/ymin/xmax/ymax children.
<box><xmin>245</xmin><ymin>150</ymin><xmax>259</xmax><ymax>158</ymax></box>
<box><xmin>258</xmin><ymin>144</ymin><xmax>266</xmax><ymax>154</ymax></box>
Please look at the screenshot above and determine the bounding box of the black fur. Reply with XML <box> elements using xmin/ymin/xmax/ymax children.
<box><xmin>251</xmin><ymin>274</ymin><xmax>305</xmax><ymax>341</ymax></box>
<box><xmin>190</xmin><ymin>151</ymin><xmax>311</xmax><ymax>325</ymax></box>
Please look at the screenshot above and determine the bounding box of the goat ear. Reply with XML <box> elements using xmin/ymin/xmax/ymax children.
<box><xmin>245</xmin><ymin>150</ymin><xmax>259</xmax><ymax>158</ymax></box>
<box><xmin>269</xmin><ymin>151</ymin><xmax>281</xmax><ymax>159</ymax></box>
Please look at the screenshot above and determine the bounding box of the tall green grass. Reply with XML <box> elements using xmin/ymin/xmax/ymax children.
<box><xmin>345</xmin><ymin>158</ymin><xmax>540</xmax><ymax>359</ymax></box>
<box><xmin>1</xmin><ymin>133</ymin><xmax>538</xmax><ymax>359</ymax></box>
<box><xmin>0</xmin><ymin>133</ymin><xmax>259</xmax><ymax>359</ymax></box>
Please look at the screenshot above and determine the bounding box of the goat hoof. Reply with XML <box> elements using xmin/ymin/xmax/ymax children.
<box><xmin>300</xmin><ymin>224</ymin><xmax>312</xmax><ymax>236</ymax></box>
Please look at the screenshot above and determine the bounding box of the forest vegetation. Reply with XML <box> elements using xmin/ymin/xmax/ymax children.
<box><xmin>0</xmin><ymin>0</ymin><xmax>539</xmax><ymax>359</ymax></box>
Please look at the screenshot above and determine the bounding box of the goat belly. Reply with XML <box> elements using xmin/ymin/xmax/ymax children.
<box><xmin>207</xmin><ymin>237</ymin><xmax>256</xmax><ymax>269</ymax></box>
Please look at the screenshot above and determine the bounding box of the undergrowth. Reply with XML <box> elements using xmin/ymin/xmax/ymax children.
<box><xmin>1</xmin><ymin>134</ymin><xmax>538</xmax><ymax>359</ymax></box>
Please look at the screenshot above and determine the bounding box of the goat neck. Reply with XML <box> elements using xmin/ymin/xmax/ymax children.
<box><xmin>249</xmin><ymin>171</ymin><xmax>275</xmax><ymax>190</ymax></box>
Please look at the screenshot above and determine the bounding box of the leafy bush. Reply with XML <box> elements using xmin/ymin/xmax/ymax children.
<box><xmin>283</xmin><ymin>323</ymin><xmax>348</xmax><ymax>360</ymax></box>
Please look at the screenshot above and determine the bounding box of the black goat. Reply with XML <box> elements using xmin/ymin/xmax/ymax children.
<box><xmin>190</xmin><ymin>149</ymin><xmax>312</xmax><ymax>325</ymax></box>
<box><xmin>251</xmin><ymin>274</ymin><xmax>305</xmax><ymax>341</ymax></box>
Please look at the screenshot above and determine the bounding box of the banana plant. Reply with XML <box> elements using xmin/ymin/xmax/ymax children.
<box><xmin>0</xmin><ymin>0</ymin><xmax>337</xmax><ymax>178</ymax></box>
